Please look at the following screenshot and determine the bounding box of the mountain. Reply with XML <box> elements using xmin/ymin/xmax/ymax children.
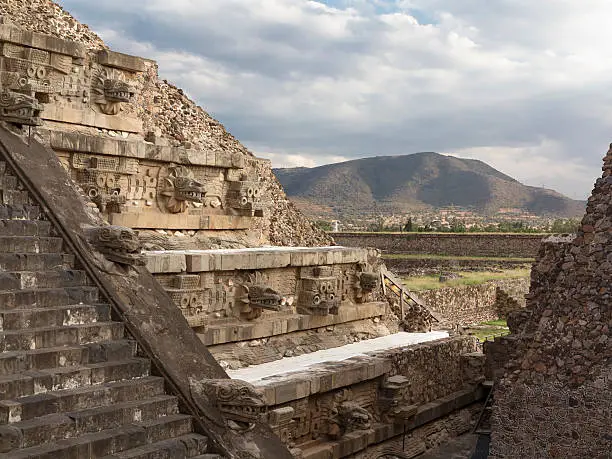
<box><xmin>273</xmin><ymin>153</ymin><xmax>586</xmax><ymax>218</ymax></box>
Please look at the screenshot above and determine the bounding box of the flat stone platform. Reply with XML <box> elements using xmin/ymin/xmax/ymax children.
<box><xmin>228</xmin><ymin>331</ymin><xmax>449</xmax><ymax>383</ymax></box>
<box><xmin>144</xmin><ymin>246</ymin><xmax>370</xmax><ymax>273</ymax></box>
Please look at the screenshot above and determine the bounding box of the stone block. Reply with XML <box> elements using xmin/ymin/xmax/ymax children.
<box><xmin>290</xmin><ymin>250</ymin><xmax>319</xmax><ymax>267</ymax></box>
<box><xmin>215</xmin><ymin>152</ymin><xmax>232</xmax><ymax>168</ymax></box>
<box><xmin>274</xmin><ymin>379</ymin><xmax>311</xmax><ymax>404</ymax></box>
<box><xmin>0</xmin><ymin>23</ymin><xmax>86</xmax><ymax>57</ymax></box>
<box><xmin>41</xmin><ymin>106</ymin><xmax>142</xmax><ymax>134</ymax></box>
<box><xmin>302</xmin><ymin>444</ymin><xmax>333</xmax><ymax>459</ymax></box>
<box><xmin>97</xmin><ymin>50</ymin><xmax>146</xmax><ymax>73</ymax></box>
<box><xmin>144</xmin><ymin>253</ymin><xmax>186</xmax><ymax>274</ymax></box>
<box><xmin>268</xmin><ymin>406</ymin><xmax>294</xmax><ymax>425</ymax></box>
<box><xmin>185</xmin><ymin>253</ymin><xmax>215</xmax><ymax>273</ymax></box>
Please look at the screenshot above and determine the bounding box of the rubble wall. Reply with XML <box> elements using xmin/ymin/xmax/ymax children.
<box><xmin>335</xmin><ymin>233</ymin><xmax>544</xmax><ymax>258</ymax></box>
<box><xmin>490</xmin><ymin>146</ymin><xmax>612</xmax><ymax>458</ymax></box>
<box><xmin>250</xmin><ymin>336</ymin><xmax>482</xmax><ymax>458</ymax></box>
<box><xmin>417</xmin><ymin>278</ymin><xmax>529</xmax><ymax>326</ymax></box>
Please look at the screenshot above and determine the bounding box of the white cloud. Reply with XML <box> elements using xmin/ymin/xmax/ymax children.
<box><xmin>58</xmin><ymin>0</ymin><xmax>612</xmax><ymax>198</ymax></box>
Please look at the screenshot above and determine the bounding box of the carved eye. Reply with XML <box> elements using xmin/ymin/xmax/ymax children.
<box><xmin>328</xmin><ymin>293</ymin><xmax>335</xmax><ymax>301</ymax></box>
<box><xmin>247</xmin><ymin>187</ymin><xmax>255</xmax><ymax>197</ymax></box>
<box><xmin>319</xmin><ymin>283</ymin><xmax>328</xmax><ymax>293</ymax></box>
<box><xmin>120</xmin><ymin>231</ymin><xmax>133</xmax><ymax>240</ymax></box>
<box><xmin>327</xmin><ymin>282</ymin><xmax>335</xmax><ymax>292</ymax></box>
<box><xmin>239</xmin><ymin>196</ymin><xmax>248</xmax><ymax>206</ymax></box>
<box><xmin>100</xmin><ymin>228</ymin><xmax>112</xmax><ymax>240</ymax></box>
<box><xmin>253</xmin><ymin>188</ymin><xmax>260</xmax><ymax>197</ymax></box>
<box><xmin>312</xmin><ymin>294</ymin><xmax>321</xmax><ymax>305</ymax></box>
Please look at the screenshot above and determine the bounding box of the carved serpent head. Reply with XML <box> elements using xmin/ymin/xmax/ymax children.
<box><xmin>0</xmin><ymin>89</ymin><xmax>43</xmax><ymax>126</ymax></box>
<box><xmin>191</xmin><ymin>378</ymin><xmax>267</xmax><ymax>430</ymax></box>
<box><xmin>84</xmin><ymin>225</ymin><xmax>143</xmax><ymax>266</ymax></box>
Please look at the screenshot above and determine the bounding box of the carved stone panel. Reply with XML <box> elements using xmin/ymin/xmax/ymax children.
<box><xmin>297</xmin><ymin>266</ymin><xmax>340</xmax><ymax>316</ymax></box>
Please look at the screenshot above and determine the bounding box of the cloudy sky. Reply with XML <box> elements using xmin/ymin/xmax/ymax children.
<box><xmin>58</xmin><ymin>0</ymin><xmax>612</xmax><ymax>199</ymax></box>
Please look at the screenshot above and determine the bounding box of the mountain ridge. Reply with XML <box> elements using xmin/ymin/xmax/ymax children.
<box><xmin>274</xmin><ymin>152</ymin><xmax>585</xmax><ymax>218</ymax></box>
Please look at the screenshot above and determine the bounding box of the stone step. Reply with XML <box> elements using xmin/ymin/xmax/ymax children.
<box><xmin>135</xmin><ymin>414</ymin><xmax>197</xmax><ymax>445</ymax></box>
<box><xmin>0</xmin><ymin>337</ymin><xmax>131</xmax><ymax>376</ymax></box>
<box><xmin>3</xmin><ymin>415</ymin><xmax>199</xmax><ymax>458</ymax></box>
<box><xmin>0</xmin><ymin>253</ymin><xmax>74</xmax><ymax>272</ymax></box>
<box><xmin>0</xmin><ymin>344</ymin><xmax>88</xmax><ymax>377</ymax></box>
<box><xmin>0</xmin><ymin>303</ymin><xmax>108</xmax><ymax>331</ymax></box>
<box><xmin>0</xmin><ymin>287</ymin><xmax>99</xmax><ymax>309</ymax></box>
<box><xmin>0</xmin><ymin>205</ymin><xmax>41</xmax><ymax>221</ymax></box>
<box><xmin>0</xmin><ymin>236</ymin><xmax>63</xmax><ymax>254</ymax></box>
<box><xmin>99</xmin><ymin>433</ymin><xmax>210</xmax><ymax>458</ymax></box>
<box><xmin>0</xmin><ymin>220</ymin><xmax>52</xmax><ymax>237</ymax></box>
<box><xmin>0</xmin><ymin>358</ymin><xmax>150</xmax><ymax>400</ymax></box>
<box><xmin>0</xmin><ymin>376</ymin><xmax>166</xmax><ymax>423</ymax></box>
<box><xmin>0</xmin><ymin>270</ymin><xmax>90</xmax><ymax>290</ymax></box>
<box><xmin>11</xmin><ymin>395</ymin><xmax>179</xmax><ymax>449</ymax></box>
<box><xmin>0</xmin><ymin>322</ymin><xmax>125</xmax><ymax>352</ymax></box>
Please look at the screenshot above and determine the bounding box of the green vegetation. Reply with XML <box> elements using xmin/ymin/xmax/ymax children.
<box><xmin>481</xmin><ymin>319</ymin><xmax>508</xmax><ymax>327</ymax></box>
<box><xmin>467</xmin><ymin>319</ymin><xmax>509</xmax><ymax>341</ymax></box>
<box><xmin>334</xmin><ymin>218</ymin><xmax>581</xmax><ymax>234</ymax></box>
<box><xmin>549</xmin><ymin>218</ymin><xmax>581</xmax><ymax>233</ymax></box>
<box><xmin>313</xmin><ymin>220</ymin><xmax>333</xmax><ymax>231</ymax></box>
<box><xmin>401</xmin><ymin>268</ymin><xmax>531</xmax><ymax>291</ymax></box>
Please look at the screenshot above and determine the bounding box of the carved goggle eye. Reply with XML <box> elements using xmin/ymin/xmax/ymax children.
<box><xmin>312</xmin><ymin>294</ymin><xmax>321</xmax><ymax>305</ymax></box>
<box><xmin>120</xmin><ymin>231</ymin><xmax>133</xmax><ymax>240</ymax></box>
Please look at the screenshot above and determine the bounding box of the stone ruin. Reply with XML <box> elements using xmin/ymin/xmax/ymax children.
<box><xmin>0</xmin><ymin>1</ymin><xmax>560</xmax><ymax>458</ymax></box>
<box><xmin>487</xmin><ymin>147</ymin><xmax>611</xmax><ymax>457</ymax></box>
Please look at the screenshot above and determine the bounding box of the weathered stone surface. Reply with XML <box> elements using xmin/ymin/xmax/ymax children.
<box><xmin>334</xmin><ymin>233</ymin><xmax>544</xmax><ymax>258</ymax></box>
<box><xmin>490</xmin><ymin>145</ymin><xmax>612</xmax><ymax>458</ymax></box>
<box><xmin>0</xmin><ymin>4</ymin><xmax>332</xmax><ymax>248</ymax></box>
<box><xmin>0</xmin><ymin>125</ymin><xmax>292</xmax><ymax>457</ymax></box>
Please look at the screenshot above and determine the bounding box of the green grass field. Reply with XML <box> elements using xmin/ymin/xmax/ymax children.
<box><xmin>467</xmin><ymin>319</ymin><xmax>509</xmax><ymax>341</ymax></box>
<box><xmin>401</xmin><ymin>268</ymin><xmax>531</xmax><ymax>291</ymax></box>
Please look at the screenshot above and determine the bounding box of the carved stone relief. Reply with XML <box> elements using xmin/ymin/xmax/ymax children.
<box><xmin>0</xmin><ymin>25</ymin><xmax>143</xmax><ymax>133</ymax></box>
<box><xmin>91</xmin><ymin>67</ymin><xmax>134</xmax><ymax>115</ymax></box>
<box><xmin>236</xmin><ymin>271</ymin><xmax>283</xmax><ymax>320</ymax></box>
<box><xmin>190</xmin><ymin>378</ymin><xmax>267</xmax><ymax>431</ymax></box>
<box><xmin>159</xmin><ymin>165</ymin><xmax>204</xmax><ymax>213</ymax></box>
<box><xmin>83</xmin><ymin>225</ymin><xmax>144</xmax><ymax>266</ymax></box>
<box><xmin>297</xmin><ymin>266</ymin><xmax>340</xmax><ymax>316</ymax></box>
<box><xmin>0</xmin><ymin>88</ymin><xmax>42</xmax><ymax>125</ymax></box>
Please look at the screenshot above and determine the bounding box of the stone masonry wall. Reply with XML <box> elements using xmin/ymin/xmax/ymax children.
<box><xmin>251</xmin><ymin>336</ymin><xmax>481</xmax><ymax>458</ymax></box>
<box><xmin>385</xmin><ymin>256</ymin><xmax>532</xmax><ymax>276</ymax></box>
<box><xmin>0</xmin><ymin>0</ymin><xmax>332</xmax><ymax>248</ymax></box>
<box><xmin>417</xmin><ymin>278</ymin><xmax>529</xmax><ymax>326</ymax></box>
<box><xmin>334</xmin><ymin>233</ymin><xmax>544</xmax><ymax>258</ymax></box>
<box><xmin>490</xmin><ymin>146</ymin><xmax>612</xmax><ymax>458</ymax></box>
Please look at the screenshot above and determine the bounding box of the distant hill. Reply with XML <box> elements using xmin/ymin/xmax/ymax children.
<box><xmin>273</xmin><ymin>152</ymin><xmax>585</xmax><ymax>218</ymax></box>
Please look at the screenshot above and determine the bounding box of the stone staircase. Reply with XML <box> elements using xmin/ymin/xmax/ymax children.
<box><xmin>0</xmin><ymin>165</ymin><xmax>215</xmax><ymax>458</ymax></box>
